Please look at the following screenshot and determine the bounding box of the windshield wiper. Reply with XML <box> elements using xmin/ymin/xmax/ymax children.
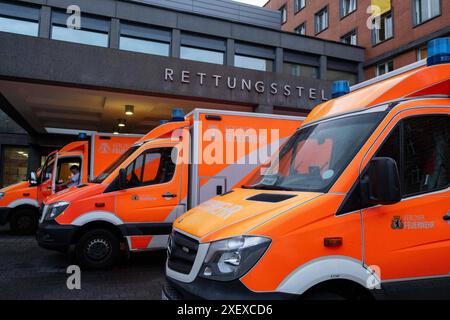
<box><xmin>242</xmin><ymin>184</ymin><xmax>295</xmax><ymax>191</ymax></box>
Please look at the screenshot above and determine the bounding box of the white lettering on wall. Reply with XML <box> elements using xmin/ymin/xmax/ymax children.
<box><xmin>163</xmin><ymin>69</ymin><xmax>330</xmax><ymax>101</ymax></box>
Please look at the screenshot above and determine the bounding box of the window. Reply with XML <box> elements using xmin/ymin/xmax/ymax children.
<box><xmin>417</xmin><ymin>46</ymin><xmax>428</xmax><ymax>60</ymax></box>
<box><xmin>55</xmin><ymin>157</ymin><xmax>82</xmax><ymax>191</ymax></box>
<box><xmin>295</xmin><ymin>22</ymin><xmax>306</xmax><ymax>35</ymax></box>
<box><xmin>235</xmin><ymin>55</ymin><xmax>273</xmax><ymax>72</ymax></box>
<box><xmin>341</xmin><ymin>29</ymin><xmax>357</xmax><ymax>45</ymax></box>
<box><xmin>0</xmin><ymin>1</ymin><xmax>39</xmax><ymax>37</ymax></box>
<box><xmin>376</xmin><ymin>60</ymin><xmax>394</xmax><ymax>76</ymax></box>
<box><xmin>315</xmin><ymin>7</ymin><xmax>329</xmax><ymax>34</ymax></box>
<box><xmin>372</xmin><ymin>11</ymin><xmax>393</xmax><ymax>45</ymax></box>
<box><xmin>1</xmin><ymin>146</ymin><xmax>30</xmax><ymax>187</ymax></box>
<box><xmin>120</xmin><ymin>23</ymin><xmax>170</xmax><ymax>56</ymax></box>
<box><xmin>340</xmin><ymin>0</ymin><xmax>357</xmax><ymax>17</ymax></box>
<box><xmin>376</xmin><ymin>116</ymin><xmax>450</xmax><ymax>197</ymax></box>
<box><xmin>327</xmin><ymin>69</ymin><xmax>357</xmax><ymax>85</ymax></box>
<box><xmin>403</xmin><ymin>117</ymin><xmax>450</xmax><ymax>195</ymax></box>
<box><xmin>245</xmin><ymin>112</ymin><xmax>385</xmax><ymax>193</ymax></box>
<box><xmin>413</xmin><ymin>0</ymin><xmax>441</xmax><ymax>26</ymax></box>
<box><xmin>280</xmin><ymin>5</ymin><xmax>287</xmax><ymax>24</ymax></box>
<box><xmin>294</xmin><ymin>0</ymin><xmax>306</xmax><ymax>13</ymax></box>
<box><xmin>39</xmin><ymin>154</ymin><xmax>56</xmax><ymax>184</ymax></box>
<box><xmin>180</xmin><ymin>46</ymin><xmax>224</xmax><ymax>65</ymax></box>
<box><xmin>123</xmin><ymin>148</ymin><xmax>176</xmax><ymax>189</ymax></box>
<box><xmin>51</xmin><ymin>11</ymin><xmax>109</xmax><ymax>47</ymax></box>
<box><xmin>284</xmin><ymin>62</ymin><xmax>319</xmax><ymax>79</ymax></box>
<box><xmin>180</xmin><ymin>33</ymin><xmax>225</xmax><ymax>65</ymax></box>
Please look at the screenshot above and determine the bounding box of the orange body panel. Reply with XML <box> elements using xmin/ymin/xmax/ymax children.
<box><xmin>45</xmin><ymin>110</ymin><xmax>303</xmax><ymax>253</ymax></box>
<box><xmin>170</xmin><ymin>63</ymin><xmax>450</xmax><ymax>297</ymax></box>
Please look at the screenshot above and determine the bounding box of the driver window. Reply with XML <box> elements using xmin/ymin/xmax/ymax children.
<box><xmin>41</xmin><ymin>161</ymin><xmax>55</xmax><ymax>183</ymax></box>
<box><xmin>55</xmin><ymin>157</ymin><xmax>82</xmax><ymax>191</ymax></box>
<box><xmin>123</xmin><ymin>148</ymin><xmax>176</xmax><ymax>189</ymax></box>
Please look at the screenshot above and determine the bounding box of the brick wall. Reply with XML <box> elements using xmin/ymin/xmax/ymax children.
<box><xmin>266</xmin><ymin>0</ymin><xmax>450</xmax><ymax>79</ymax></box>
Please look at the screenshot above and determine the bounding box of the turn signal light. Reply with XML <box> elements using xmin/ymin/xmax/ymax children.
<box><xmin>324</xmin><ymin>237</ymin><xmax>343</xmax><ymax>247</ymax></box>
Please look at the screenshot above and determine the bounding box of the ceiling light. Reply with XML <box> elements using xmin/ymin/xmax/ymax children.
<box><xmin>125</xmin><ymin>105</ymin><xmax>134</xmax><ymax>116</ymax></box>
<box><xmin>118</xmin><ymin>119</ymin><xmax>126</xmax><ymax>127</ymax></box>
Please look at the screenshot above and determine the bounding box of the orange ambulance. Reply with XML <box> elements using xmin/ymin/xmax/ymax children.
<box><xmin>0</xmin><ymin>133</ymin><xmax>139</xmax><ymax>234</ymax></box>
<box><xmin>37</xmin><ymin>109</ymin><xmax>303</xmax><ymax>269</ymax></box>
<box><xmin>164</xmin><ymin>38</ymin><xmax>450</xmax><ymax>300</ymax></box>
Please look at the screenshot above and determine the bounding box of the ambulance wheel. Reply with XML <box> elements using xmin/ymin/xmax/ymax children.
<box><xmin>10</xmin><ymin>208</ymin><xmax>38</xmax><ymax>235</ymax></box>
<box><xmin>76</xmin><ymin>229</ymin><xmax>120</xmax><ymax>270</ymax></box>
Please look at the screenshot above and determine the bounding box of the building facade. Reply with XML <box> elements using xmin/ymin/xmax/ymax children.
<box><xmin>0</xmin><ymin>0</ymin><xmax>364</xmax><ymax>187</ymax></box>
<box><xmin>265</xmin><ymin>0</ymin><xmax>450</xmax><ymax>79</ymax></box>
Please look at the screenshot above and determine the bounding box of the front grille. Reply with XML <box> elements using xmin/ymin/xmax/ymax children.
<box><xmin>167</xmin><ymin>232</ymin><xmax>199</xmax><ymax>274</ymax></box>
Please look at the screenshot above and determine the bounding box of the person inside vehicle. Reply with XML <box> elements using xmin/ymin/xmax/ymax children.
<box><xmin>60</xmin><ymin>165</ymin><xmax>80</xmax><ymax>189</ymax></box>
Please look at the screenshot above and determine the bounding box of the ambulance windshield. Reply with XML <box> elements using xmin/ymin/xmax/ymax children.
<box><xmin>93</xmin><ymin>146</ymin><xmax>140</xmax><ymax>183</ymax></box>
<box><xmin>244</xmin><ymin>112</ymin><xmax>385</xmax><ymax>193</ymax></box>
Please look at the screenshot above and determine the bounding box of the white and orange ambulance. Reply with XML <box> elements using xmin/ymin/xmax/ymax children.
<box><xmin>37</xmin><ymin>109</ymin><xmax>303</xmax><ymax>269</ymax></box>
<box><xmin>0</xmin><ymin>133</ymin><xmax>139</xmax><ymax>234</ymax></box>
<box><xmin>164</xmin><ymin>38</ymin><xmax>450</xmax><ymax>300</ymax></box>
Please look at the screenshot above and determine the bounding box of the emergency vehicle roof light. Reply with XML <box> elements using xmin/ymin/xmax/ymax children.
<box><xmin>427</xmin><ymin>38</ymin><xmax>450</xmax><ymax>66</ymax></box>
<box><xmin>332</xmin><ymin>80</ymin><xmax>350</xmax><ymax>99</ymax></box>
<box><xmin>160</xmin><ymin>120</ymin><xmax>169</xmax><ymax>125</ymax></box>
<box><xmin>171</xmin><ymin>108</ymin><xmax>185</xmax><ymax>122</ymax></box>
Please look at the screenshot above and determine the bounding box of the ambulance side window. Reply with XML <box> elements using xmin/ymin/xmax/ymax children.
<box><xmin>376</xmin><ymin>116</ymin><xmax>450</xmax><ymax>197</ymax></box>
<box><xmin>123</xmin><ymin>148</ymin><xmax>176</xmax><ymax>189</ymax></box>
<box><xmin>41</xmin><ymin>160</ymin><xmax>55</xmax><ymax>183</ymax></box>
<box><xmin>375</xmin><ymin>126</ymin><xmax>401</xmax><ymax>168</ymax></box>
<box><xmin>402</xmin><ymin>116</ymin><xmax>450</xmax><ymax>196</ymax></box>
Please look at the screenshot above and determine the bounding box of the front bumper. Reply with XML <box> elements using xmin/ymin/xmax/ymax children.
<box><xmin>0</xmin><ymin>207</ymin><xmax>11</xmax><ymax>225</ymax></box>
<box><xmin>163</xmin><ymin>276</ymin><xmax>297</xmax><ymax>300</ymax></box>
<box><xmin>36</xmin><ymin>220</ymin><xmax>78</xmax><ymax>252</ymax></box>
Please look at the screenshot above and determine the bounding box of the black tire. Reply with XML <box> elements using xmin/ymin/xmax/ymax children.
<box><xmin>75</xmin><ymin>229</ymin><xmax>120</xmax><ymax>270</ymax></box>
<box><xmin>10</xmin><ymin>208</ymin><xmax>38</xmax><ymax>235</ymax></box>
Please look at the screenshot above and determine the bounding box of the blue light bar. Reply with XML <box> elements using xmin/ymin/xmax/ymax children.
<box><xmin>160</xmin><ymin>120</ymin><xmax>169</xmax><ymax>125</ymax></box>
<box><xmin>171</xmin><ymin>108</ymin><xmax>185</xmax><ymax>122</ymax></box>
<box><xmin>427</xmin><ymin>38</ymin><xmax>450</xmax><ymax>66</ymax></box>
<box><xmin>331</xmin><ymin>80</ymin><xmax>350</xmax><ymax>99</ymax></box>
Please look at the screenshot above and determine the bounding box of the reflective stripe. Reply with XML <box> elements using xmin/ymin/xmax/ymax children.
<box><xmin>127</xmin><ymin>235</ymin><xmax>168</xmax><ymax>251</ymax></box>
<box><xmin>7</xmin><ymin>198</ymin><xmax>39</xmax><ymax>208</ymax></box>
<box><xmin>70</xmin><ymin>211</ymin><xmax>124</xmax><ymax>226</ymax></box>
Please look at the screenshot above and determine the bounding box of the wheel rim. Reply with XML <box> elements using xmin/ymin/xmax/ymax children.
<box><xmin>85</xmin><ymin>238</ymin><xmax>111</xmax><ymax>262</ymax></box>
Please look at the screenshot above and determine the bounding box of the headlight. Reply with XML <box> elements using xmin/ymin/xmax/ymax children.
<box><xmin>0</xmin><ymin>192</ymin><xmax>5</xmax><ymax>200</ymax></box>
<box><xmin>200</xmin><ymin>236</ymin><xmax>271</xmax><ymax>281</ymax></box>
<box><xmin>44</xmin><ymin>201</ymin><xmax>70</xmax><ymax>221</ymax></box>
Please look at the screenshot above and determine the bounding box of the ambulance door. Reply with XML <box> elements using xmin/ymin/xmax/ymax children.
<box><xmin>115</xmin><ymin>143</ymin><xmax>187</xmax><ymax>226</ymax></box>
<box><xmin>362</xmin><ymin>113</ymin><xmax>450</xmax><ymax>298</ymax></box>
<box><xmin>53</xmin><ymin>155</ymin><xmax>83</xmax><ymax>193</ymax></box>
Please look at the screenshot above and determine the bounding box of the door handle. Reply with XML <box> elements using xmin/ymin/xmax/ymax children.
<box><xmin>47</xmin><ymin>186</ymin><xmax>52</xmax><ymax>190</ymax></box>
<box><xmin>443</xmin><ymin>214</ymin><xmax>450</xmax><ymax>221</ymax></box>
<box><xmin>162</xmin><ymin>192</ymin><xmax>177</xmax><ymax>199</ymax></box>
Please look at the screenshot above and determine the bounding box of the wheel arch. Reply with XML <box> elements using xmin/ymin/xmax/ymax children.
<box><xmin>276</xmin><ymin>256</ymin><xmax>378</xmax><ymax>296</ymax></box>
<box><xmin>71</xmin><ymin>221</ymin><xmax>125</xmax><ymax>245</ymax></box>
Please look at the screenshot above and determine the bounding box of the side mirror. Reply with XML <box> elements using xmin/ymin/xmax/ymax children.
<box><xmin>362</xmin><ymin>157</ymin><xmax>401</xmax><ymax>206</ymax></box>
<box><xmin>29</xmin><ymin>171</ymin><xmax>38</xmax><ymax>186</ymax></box>
<box><xmin>117</xmin><ymin>168</ymin><xmax>127</xmax><ymax>190</ymax></box>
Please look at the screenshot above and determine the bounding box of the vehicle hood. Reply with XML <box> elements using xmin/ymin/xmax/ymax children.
<box><xmin>174</xmin><ymin>188</ymin><xmax>322</xmax><ymax>241</ymax></box>
<box><xmin>45</xmin><ymin>183</ymin><xmax>106</xmax><ymax>205</ymax></box>
<box><xmin>0</xmin><ymin>181</ymin><xmax>30</xmax><ymax>193</ymax></box>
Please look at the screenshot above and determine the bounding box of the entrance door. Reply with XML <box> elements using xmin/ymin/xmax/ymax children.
<box><xmin>116</xmin><ymin>145</ymin><xmax>186</xmax><ymax>226</ymax></box>
<box><xmin>362</xmin><ymin>114</ymin><xmax>450</xmax><ymax>298</ymax></box>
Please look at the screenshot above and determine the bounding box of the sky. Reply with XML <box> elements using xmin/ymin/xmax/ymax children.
<box><xmin>233</xmin><ymin>0</ymin><xmax>267</xmax><ymax>6</ymax></box>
